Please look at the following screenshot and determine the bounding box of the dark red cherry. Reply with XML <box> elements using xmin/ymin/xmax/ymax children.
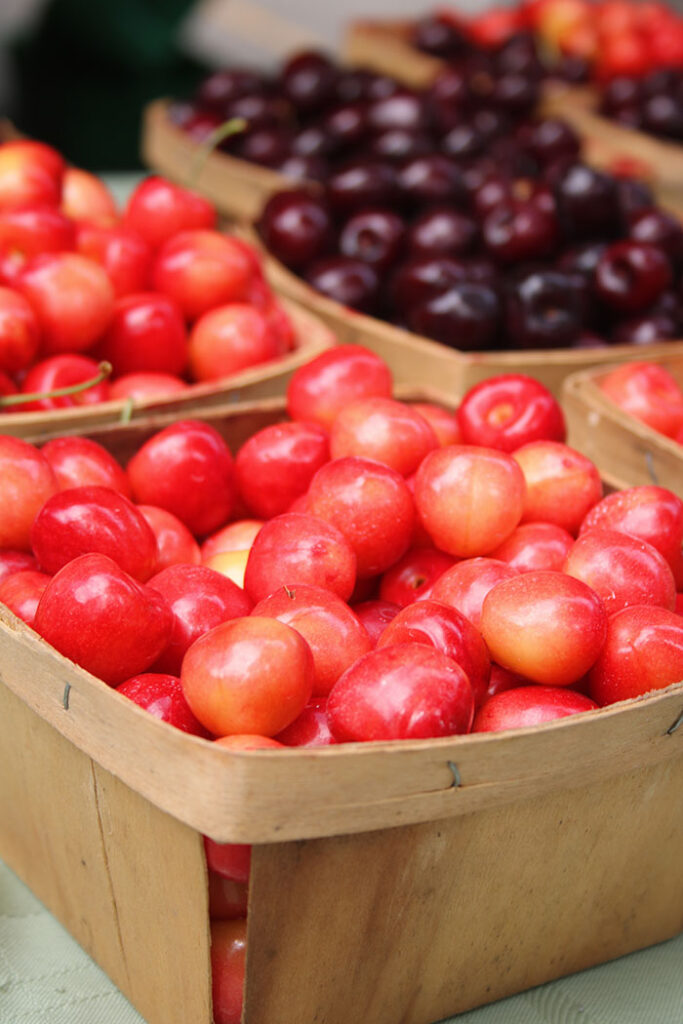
<box><xmin>482</xmin><ymin>200</ymin><xmax>559</xmax><ymax>263</ymax></box>
<box><xmin>225</xmin><ymin>94</ymin><xmax>293</xmax><ymax>130</ymax></box>
<box><xmin>594</xmin><ymin>241</ymin><xmax>672</xmax><ymax>313</ymax></box>
<box><xmin>611</xmin><ymin>314</ymin><xmax>677</xmax><ymax>346</ymax></box>
<box><xmin>276</xmin><ymin>155</ymin><xmax>330</xmax><ymax>184</ymax></box>
<box><xmin>323</xmin><ymin>103</ymin><xmax>369</xmax><ymax>150</ymax></box>
<box><xmin>505</xmin><ymin>270</ymin><xmax>584</xmax><ymax>349</ymax></box>
<box><xmin>333</xmin><ymin>69</ymin><xmax>376</xmax><ymax>104</ymax></box>
<box><xmin>406</xmin><ymin>207</ymin><xmax>479</xmax><ymax>259</ymax></box>
<box><xmin>291</xmin><ymin>123</ymin><xmax>338</xmax><ymax>159</ymax></box>
<box><xmin>616</xmin><ymin>178</ymin><xmax>656</xmax><ymax>221</ymax></box>
<box><xmin>557</xmin><ymin>242</ymin><xmax>608</xmax><ymax>279</ymax></box>
<box><xmin>338</xmin><ymin>208</ymin><xmax>405</xmax><ymax>271</ymax></box>
<box><xmin>523</xmin><ymin>118</ymin><xmax>581</xmax><ymax>167</ymax></box>
<box><xmin>600</xmin><ymin>76</ymin><xmax>643</xmax><ymax>114</ymax></box>
<box><xmin>441</xmin><ymin>122</ymin><xmax>487</xmax><ymax>161</ymax></box>
<box><xmin>195</xmin><ymin>69</ymin><xmax>269</xmax><ymax>113</ymax></box>
<box><xmin>368</xmin><ymin>129</ymin><xmax>433</xmax><ymax>163</ymax></box>
<box><xmin>629</xmin><ymin>209</ymin><xmax>683</xmax><ymax>268</ymax></box>
<box><xmin>490</xmin><ymin>73</ymin><xmax>539</xmax><ymax>117</ymax></box>
<box><xmin>553</xmin><ymin>164</ymin><xmax>621</xmax><ymax>241</ymax></box>
<box><xmin>407</xmin><ymin>282</ymin><xmax>501</xmax><ymax>350</ymax></box>
<box><xmin>413</xmin><ymin>15</ymin><xmax>471</xmax><ymax>58</ymax></box>
<box><xmin>396</xmin><ymin>155</ymin><xmax>467</xmax><ymax>208</ymax></box>
<box><xmin>305</xmin><ymin>256</ymin><xmax>380</xmax><ymax>313</ymax></box>
<box><xmin>257</xmin><ymin>190</ymin><xmax>334</xmax><ymax>270</ymax></box>
<box><xmin>367</xmin><ymin>90</ymin><xmax>429</xmax><ymax>134</ymax></box>
<box><xmin>642</xmin><ymin>95</ymin><xmax>683</xmax><ymax>140</ymax></box>
<box><xmin>552</xmin><ymin>55</ymin><xmax>591</xmax><ymax>84</ymax></box>
<box><xmin>389</xmin><ymin>256</ymin><xmax>469</xmax><ymax>318</ymax></box>
<box><xmin>279</xmin><ymin>51</ymin><xmax>338</xmax><ymax>114</ymax></box>
<box><xmin>235</xmin><ymin>127</ymin><xmax>293</xmax><ymax>167</ymax></box>
<box><xmin>326</xmin><ymin>160</ymin><xmax>396</xmax><ymax>216</ymax></box>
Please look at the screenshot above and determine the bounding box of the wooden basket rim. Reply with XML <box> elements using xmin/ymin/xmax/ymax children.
<box><xmin>0</xmin><ymin>298</ymin><xmax>335</xmax><ymax>440</ymax></box>
<box><xmin>241</xmin><ymin>225</ymin><xmax>683</xmax><ymax>375</ymax></box>
<box><xmin>2</xmin><ymin>603</ymin><xmax>681</xmax><ymax>845</ymax></box>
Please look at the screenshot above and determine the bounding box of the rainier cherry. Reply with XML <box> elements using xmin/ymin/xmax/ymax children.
<box><xmin>329</xmin><ymin>396</ymin><xmax>438</xmax><ymax>475</ymax></box>
<box><xmin>306</xmin><ymin>456</ymin><xmax>416</xmax><ymax>577</ymax></box>
<box><xmin>148</xmin><ymin>564</ymin><xmax>253</xmax><ymax>675</ymax></box>
<box><xmin>0</xmin><ymin>286</ymin><xmax>41</xmax><ymax>374</ymax></box>
<box><xmin>414</xmin><ymin>446</ymin><xmax>526</xmax><ymax>557</ymax></box>
<box><xmin>327</xmin><ymin>642</ymin><xmax>474</xmax><ymax>741</ymax></box>
<box><xmin>252</xmin><ymin>583</ymin><xmax>372</xmax><ymax>696</ymax></box>
<box><xmin>127</xmin><ymin>420</ymin><xmax>236</xmax><ymax>538</ymax></box>
<box><xmin>286</xmin><ymin>344</ymin><xmax>393</xmax><ymax>430</ymax></box>
<box><xmin>123</xmin><ymin>176</ymin><xmax>216</xmax><ymax>250</ymax></box>
<box><xmin>181</xmin><ymin>616</ymin><xmax>314</xmax><ymax>736</ymax></box>
<box><xmin>243</xmin><ymin>511</ymin><xmax>357</xmax><ymax>603</ymax></box>
<box><xmin>481</xmin><ymin>570</ymin><xmax>608</xmax><ymax>687</ymax></box>
<box><xmin>513</xmin><ymin>440</ymin><xmax>602</xmax><ymax>535</ymax></box>
<box><xmin>41</xmin><ymin>436</ymin><xmax>132</xmax><ymax>496</ymax></box>
<box><xmin>116</xmin><ymin>673</ymin><xmax>210</xmax><ymax>737</ymax></box>
<box><xmin>31</xmin><ymin>485</ymin><xmax>158</xmax><ymax>581</ymax></box>
<box><xmin>34</xmin><ymin>553</ymin><xmax>172</xmax><ymax>686</ymax></box>
<box><xmin>377</xmin><ymin>599</ymin><xmax>491</xmax><ymax>707</ymax></box>
<box><xmin>588</xmin><ymin>605</ymin><xmax>683</xmax><ymax>705</ymax></box>
<box><xmin>235</xmin><ymin>421</ymin><xmax>329</xmax><ymax>520</ymax></box>
<box><xmin>0</xmin><ymin>436</ymin><xmax>58</xmax><ymax>550</ymax></box>
<box><xmin>17</xmin><ymin>252</ymin><xmax>114</xmax><ymax>354</ymax></box>
<box><xmin>473</xmin><ymin>686</ymin><xmax>597</xmax><ymax>732</ymax></box>
<box><xmin>455</xmin><ymin>373</ymin><xmax>566</xmax><ymax>451</ymax></box>
<box><xmin>152</xmin><ymin>230</ymin><xmax>255</xmax><ymax>321</ymax></box>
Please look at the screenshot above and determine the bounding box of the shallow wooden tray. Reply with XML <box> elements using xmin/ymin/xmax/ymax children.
<box><xmin>142</xmin><ymin>99</ymin><xmax>319</xmax><ymax>223</ymax></box>
<box><xmin>0</xmin><ymin>397</ymin><xmax>682</xmax><ymax>1024</ymax></box>
<box><xmin>240</xmin><ymin>226</ymin><xmax>683</xmax><ymax>398</ymax></box>
<box><xmin>562</xmin><ymin>354</ymin><xmax>683</xmax><ymax>493</ymax></box>
<box><xmin>0</xmin><ymin>298</ymin><xmax>335</xmax><ymax>443</ymax></box>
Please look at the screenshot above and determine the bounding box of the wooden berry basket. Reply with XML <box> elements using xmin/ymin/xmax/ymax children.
<box><xmin>344</xmin><ymin>18</ymin><xmax>448</xmax><ymax>89</ymax></box>
<box><xmin>0</xmin><ymin>298</ymin><xmax>335</xmax><ymax>442</ymax></box>
<box><xmin>142</xmin><ymin>99</ymin><xmax>320</xmax><ymax>223</ymax></box>
<box><xmin>562</xmin><ymin>354</ymin><xmax>683</xmax><ymax>493</ymax></box>
<box><xmin>0</xmin><ymin>396</ymin><xmax>682</xmax><ymax>1024</ymax></box>
<box><xmin>240</xmin><ymin>227</ymin><xmax>683</xmax><ymax>398</ymax></box>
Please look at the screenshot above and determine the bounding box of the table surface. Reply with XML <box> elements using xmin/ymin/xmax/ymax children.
<box><xmin>2</xmin><ymin>172</ymin><xmax>682</xmax><ymax>1024</ymax></box>
<box><xmin>1</xmin><ymin>858</ymin><xmax>682</xmax><ymax>1024</ymax></box>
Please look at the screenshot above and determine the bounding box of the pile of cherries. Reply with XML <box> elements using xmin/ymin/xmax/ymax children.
<box><xmin>257</xmin><ymin>154</ymin><xmax>683</xmax><ymax>350</ymax></box>
<box><xmin>4</xmin><ymin>345</ymin><xmax>683</xmax><ymax>1024</ymax></box>
<box><xmin>414</xmin><ymin>9</ymin><xmax>683</xmax><ymax>144</ymax></box>
<box><xmin>174</xmin><ymin>39</ymin><xmax>573</xmax><ymax>185</ymax></box>
<box><xmin>599</xmin><ymin>68</ymin><xmax>683</xmax><ymax>141</ymax></box>
<box><xmin>0</xmin><ymin>140</ymin><xmax>296</xmax><ymax>415</ymax></box>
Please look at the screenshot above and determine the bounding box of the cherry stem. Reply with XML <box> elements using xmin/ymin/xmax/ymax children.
<box><xmin>0</xmin><ymin>361</ymin><xmax>113</xmax><ymax>408</ymax></box>
<box><xmin>188</xmin><ymin>117</ymin><xmax>248</xmax><ymax>188</ymax></box>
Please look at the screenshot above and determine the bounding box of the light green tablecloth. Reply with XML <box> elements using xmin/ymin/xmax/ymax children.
<box><xmin>1</xmin><ymin>858</ymin><xmax>681</xmax><ymax>1024</ymax></box>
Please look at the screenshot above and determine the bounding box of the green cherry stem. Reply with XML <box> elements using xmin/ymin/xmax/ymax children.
<box><xmin>188</xmin><ymin>118</ymin><xmax>248</xmax><ymax>189</ymax></box>
<box><xmin>0</xmin><ymin>361</ymin><xmax>113</xmax><ymax>409</ymax></box>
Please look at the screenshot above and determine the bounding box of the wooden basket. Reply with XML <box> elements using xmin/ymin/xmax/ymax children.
<box><xmin>141</xmin><ymin>99</ymin><xmax>320</xmax><ymax>223</ymax></box>
<box><xmin>0</xmin><ymin>298</ymin><xmax>335</xmax><ymax>443</ymax></box>
<box><xmin>562</xmin><ymin>355</ymin><xmax>683</xmax><ymax>492</ymax></box>
<box><xmin>1</xmin><ymin>397</ymin><xmax>682</xmax><ymax>1024</ymax></box>
<box><xmin>344</xmin><ymin>18</ymin><xmax>447</xmax><ymax>88</ymax></box>
<box><xmin>240</xmin><ymin>226</ymin><xmax>683</xmax><ymax>398</ymax></box>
